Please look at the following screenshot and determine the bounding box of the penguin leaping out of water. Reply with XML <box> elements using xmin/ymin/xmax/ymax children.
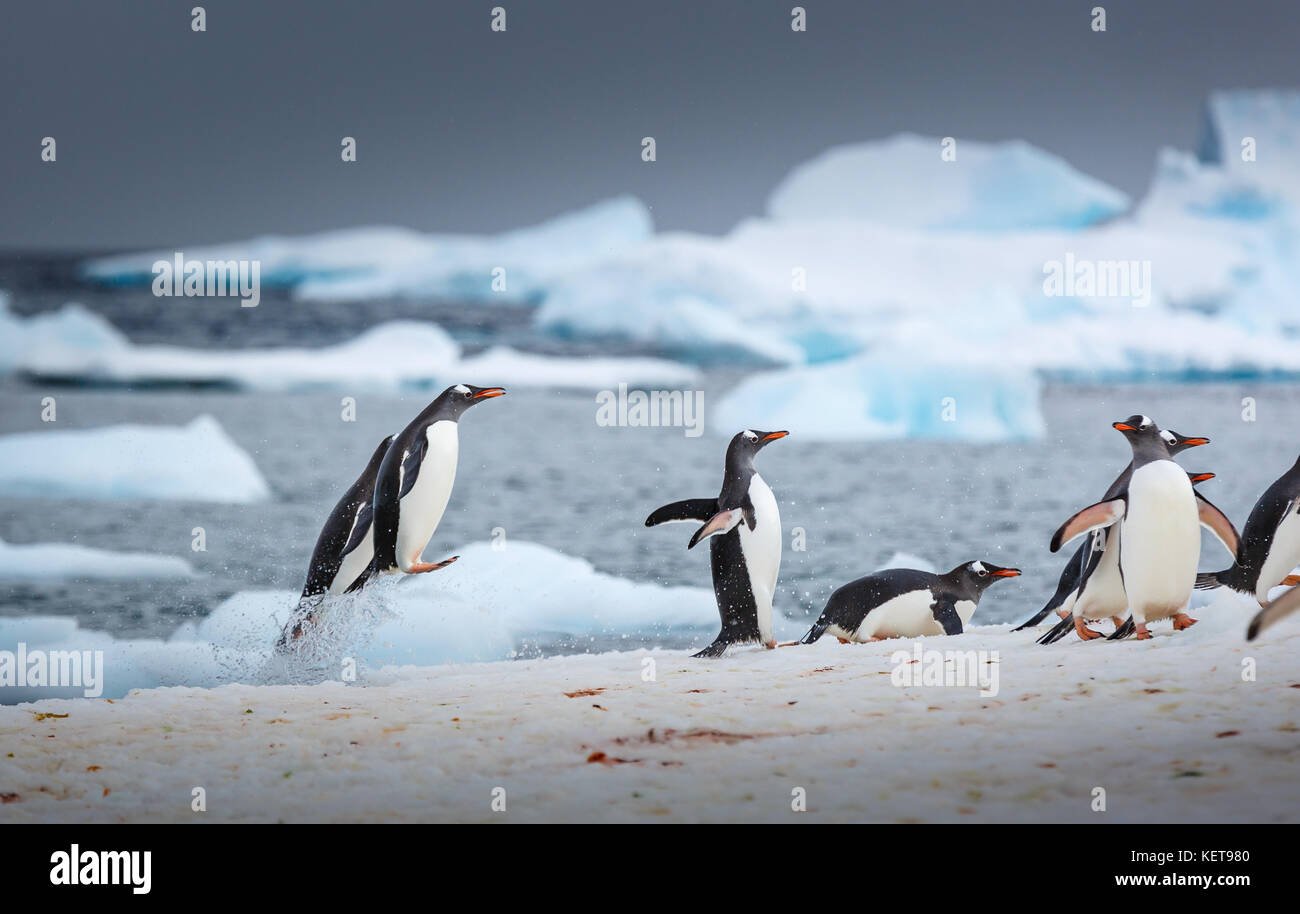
<box><xmin>348</xmin><ymin>384</ymin><xmax>506</xmax><ymax>592</ymax></box>
<box><xmin>1049</xmin><ymin>416</ymin><xmax>1204</xmax><ymax>641</ymax></box>
<box><xmin>802</xmin><ymin>561</ymin><xmax>1021</xmax><ymax>643</ymax></box>
<box><xmin>1193</xmin><ymin>452</ymin><xmax>1300</xmax><ymax>639</ymax></box>
<box><xmin>645</xmin><ymin>429</ymin><xmax>788</xmax><ymax>658</ymax></box>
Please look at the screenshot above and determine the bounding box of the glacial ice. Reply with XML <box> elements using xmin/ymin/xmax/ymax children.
<box><xmin>0</xmin><ymin>415</ymin><xmax>272</xmax><ymax>503</ymax></box>
<box><xmin>0</xmin><ymin>538</ymin><xmax>195</xmax><ymax>580</ymax></box>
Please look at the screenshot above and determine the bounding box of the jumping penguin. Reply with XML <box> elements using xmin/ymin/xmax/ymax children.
<box><xmin>1193</xmin><ymin>453</ymin><xmax>1300</xmax><ymax>639</ymax></box>
<box><xmin>645</xmin><ymin>429</ymin><xmax>788</xmax><ymax>657</ymax></box>
<box><xmin>348</xmin><ymin>384</ymin><xmax>506</xmax><ymax>592</ymax></box>
<box><xmin>801</xmin><ymin>561</ymin><xmax>1021</xmax><ymax>643</ymax></box>
<box><xmin>1012</xmin><ymin>427</ymin><xmax>1211</xmax><ymax>633</ymax></box>
<box><xmin>1050</xmin><ymin>416</ymin><xmax>1203</xmax><ymax>641</ymax></box>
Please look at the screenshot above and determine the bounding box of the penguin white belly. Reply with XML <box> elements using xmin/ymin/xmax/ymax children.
<box><xmin>329</xmin><ymin>530</ymin><xmax>374</xmax><ymax>595</ymax></box>
<box><xmin>396</xmin><ymin>421</ymin><xmax>459</xmax><ymax>570</ymax></box>
<box><xmin>738</xmin><ymin>473</ymin><xmax>781</xmax><ymax>644</ymax></box>
<box><xmin>1074</xmin><ymin>534</ymin><xmax>1127</xmax><ymax>621</ymax></box>
<box><xmin>1256</xmin><ymin>506</ymin><xmax>1300</xmax><ymax>602</ymax></box>
<box><xmin>1121</xmin><ymin>461</ymin><xmax>1200</xmax><ymax>623</ymax></box>
<box><xmin>856</xmin><ymin>590</ymin><xmax>943</xmax><ymax>639</ymax></box>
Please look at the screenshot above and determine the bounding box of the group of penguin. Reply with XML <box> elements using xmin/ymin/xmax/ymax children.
<box><xmin>286</xmin><ymin>386</ymin><xmax>1300</xmax><ymax>658</ymax></box>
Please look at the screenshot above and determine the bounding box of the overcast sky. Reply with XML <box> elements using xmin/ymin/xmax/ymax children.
<box><xmin>2</xmin><ymin>0</ymin><xmax>1297</xmax><ymax>250</ymax></box>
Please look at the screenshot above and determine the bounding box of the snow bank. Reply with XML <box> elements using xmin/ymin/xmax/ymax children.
<box><xmin>0</xmin><ymin>416</ymin><xmax>271</xmax><ymax>503</ymax></box>
<box><xmin>767</xmin><ymin>134</ymin><xmax>1131</xmax><ymax>230</ymax></box>
<box><xmin>82</xmin><ymin>197</ymin><xmax>653</xmax><ymax>304</ymax></box>
<box><xmin>713</xmin><ymin>354</ymin><xmax>1044</xmax><ymax>442</ymax></box>
<box><xmin>1</xmin><ymin>589</ymin><xmax>1291</xmax><ymax>823</ymax></box>
<box><xmin>0</xmin><ymin>538</ymin><xmax>194</xmax><ymax>580</ymax></box>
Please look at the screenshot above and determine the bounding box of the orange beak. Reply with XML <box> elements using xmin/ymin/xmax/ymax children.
<box><xmin>1113</xmin><ymin>422</ymin><xmax>1135</xmax><ymax>431</ymax></box>
<box><xmin>1190</xmin><ymin>472</ymin><xmax>1215</xmax><ymax>483</ymax></box>
<box><xmin>993</xmin><ymin>568</ymin><xmax>1022</xmax><ymax>577</ymax></box>
<box><xmin>762</xmin><ymin>431</ymin><xmax>789</xmax><ymax>441</ymax></box>
<box><xmin>1182</xmin><ymin>437</ymin><xmax>1210</xmax><ymax>447</ymax></box>
<box><xmin>473</xmin><ymin>387</ymin><xmax>506</xmax><ymax>399</ymax></box>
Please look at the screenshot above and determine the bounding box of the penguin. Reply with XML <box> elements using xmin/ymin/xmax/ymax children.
<box><xmin>1049</xmin><ymin>416</ymin><xmax>1202</xmax><ymax>641</ymax></box>
<box><xmin>1036</xmin><ymin>470</ymin><xmax>1223</xmax><ymax>644</ymax></box>
<box><xmin>645</xmin><ymin>429</ymin><xmax>787</xmax><ymax>657</ymax></box>
<box><xmin>1196</xmin><ymin>452</ymin><xmax>1300</xmax><ymax>606</ymax></box>
<box><xmin>801</xmin><ymin>561</ymin><xmax>1021</xmax><ymax>643</ymax></box>
<box><xmin>1012</xmin><ymin>427</ymin><xmax>1211</xmax><ymax>633</ymax></box>
<box><xmin>348</xmin><ymin>384</ymin><xmax>506</xmax><ymax>592</ymax></box>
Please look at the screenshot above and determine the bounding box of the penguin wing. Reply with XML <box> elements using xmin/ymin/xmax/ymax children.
<box><xmin>397</xmin><ymin>436</ymin><xmax>429</xmax><ymax>500</ymax></box>
<box><xmin>1195</xmin><ymin>492</ymin><xmax>1240</xmax><ymax>558</ymax></box>
<box><xmin>645</xmin><ymin>498</ymin><xmax>718</xmax><ymax>527</ymax></box>
<box><xmin>340</xmin><ymin>498</ymin><xmax>375</xmax><ymax>558</ymax></box>
<box><xmin>1248</xmin><ymin>583</ymin><xmax>1300</xmax><ymax>640</ymax></box>
<box><xmin>930</xmin><ymin>595</ymin><xmax>964</xmax><ymax>636</ymax></box>
<box><xmin>1050</xmin><ymin>498</ymin><xmax>1126</xmax><ymax>553</ymax></box>
<box><xmin>687</xmin><ymin>508</ymin><xmax>744</xmax><ymax>549</ymax></box>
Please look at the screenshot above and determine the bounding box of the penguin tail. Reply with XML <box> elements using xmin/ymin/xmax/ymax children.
<box><xmin>1012</xmin><ymin>604</ymin><xmax>1057</xmax><ymax>633</ymax></box>
<box><xmin>1035</xmin><ymin>613</ymin><xmax>1076</xmax><ymax>645</ymax></box>
<box><xmin>1194</xmin><ymin>570</ymin><xmax>1226</xmax><ymax>591</ymax></box>
<box><xmin>1107</xmin><ymin>617</ymin><xmax>1136</xmax><ymax>640</ymax></box>
<box><xmin>801</xmin><ymin>620</ymin><xmax>829</xmax><ymax>644</ymax></box>
<box><xmin>1247</xmin><ymin>586</ymin><xmax>1300</xmax><ymax>641</ymax></box>
<box><xmin>692</xmin><ymin>637</ymin><xmax>730</xmax><ymax>659</ymax></box>
<box><xmin>342</xmin><ymin>560</ymin><xmax>377</xmax><ymax>594</ymax></box>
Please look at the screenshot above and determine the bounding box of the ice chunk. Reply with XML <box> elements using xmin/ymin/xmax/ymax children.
<box><xmin>0</xmin><ymin>296</ymin><xmax>128</xmax><ymax>375</ymax></box>
<box><xmin>0</xmin><ymin>538</ymin><xmax>194</xmax><ymax>579</ymax></box>
<box><xmin>82</xmin><ymin>197</ymin><xmax>654</xmax><ymax>304</ymax></box>
<box><xmin>712</xmin><ymin>354</ymin><xmax>1044</xmax><ymax>442</ymax></box>
<box><xmin>457</xmin><ymin>345</ymin><xmax>699</xmax><ymax>390</ymax></box>
<box><xmin>767</xmin><ymin>134</ymin><xmax>1130</xmax><ymax>230</ymax></box>
<box><xmin>0</xmin><ymin>415</ymin><xmax>272</xmax><ymax>503</ymax></box>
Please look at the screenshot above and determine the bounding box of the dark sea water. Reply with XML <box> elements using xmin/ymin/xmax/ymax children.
<box><xmin>2</xmin><ymin>253</ymin><xmax>1298</xmax><ymax>651</ymax></box>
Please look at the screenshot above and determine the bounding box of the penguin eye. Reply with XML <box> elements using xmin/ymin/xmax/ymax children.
<box><xmin>977</xmin><ymin>569</ymin><xmax>987</xmax><ymax>577</ymax></box>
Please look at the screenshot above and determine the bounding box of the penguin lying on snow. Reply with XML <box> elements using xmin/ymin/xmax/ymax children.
<box><xmin>1193</xmin><ymin>452</ymin><xmax>1300</xmax><ymax>639</ymax></box>
<box><xmin>645</xmin><ymin>429</ymin><xmax>787</xmax><ymax>658</ymax></box>
<box><xmin>1012</xmin><ymin>427</ymin><xmax>1211</xmax><ymax>633</ymax></box>
<box><xmin>348</xmin><ymin>383</ymin><xmax>506</xmax><ymax>592</ymax></box>
<box><xmin>801</xmin><ymin>561</ymin><xmax>1021</xmax><ymax>643</ymax></box>
<box><xmin>1050</xmin><ymin>417</ymin><xmax>1205</xmax><ymax>641</ymax></box>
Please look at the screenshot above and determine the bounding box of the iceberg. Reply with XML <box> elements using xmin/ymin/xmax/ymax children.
<box><xmin>767</xmin><ymin>133</ymin><xmax>1131</xmax><ymax>230</ymax></box>
<box><xmin>0</xmin><ymin>415</ymin><xmax>272</xmax><ymax>503</ymax></box>
<box><xmin>81</xmin><ymin>196</ymin><xmax>654</xmax><ymax>304</ymax></box>
<box><xmin>712</xmin><ymin>354</ymin><xmax>1045</xmax><ymax>442</ymax></box>
<box><xmin>0</xmin><ymin>538</ymin><xmax>194</xmax><ymax>580</ymax></box>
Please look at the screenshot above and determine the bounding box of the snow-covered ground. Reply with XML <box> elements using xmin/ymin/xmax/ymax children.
<box><xmin>0</xmin><ymin>589</ymin><xmax>1294</xmax><ymax>823</ymax></box>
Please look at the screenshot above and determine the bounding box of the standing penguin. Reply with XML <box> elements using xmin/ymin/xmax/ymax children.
<box><xmin>1012</xmin><ymin>427</ymin><xmax>1211</xmax><ymax>633</ymax></box>
<box><xmin>1193</xmin><ymin>453</ymin><xmax>1300</xmax><ymax>639</ymax></box>
<box><xmin>645</xmin><ymin>429</ymin><xmax>788</xmax><ymax>657</ymax></box>
<box><xmin>1049</xmin><ymin>416</ymin><xmax>1202</xmax><ymax>640</ymax></box>
<box><xmin>348</xmin><ymin>384</ymin><xmax>506</xmax><ymax>591</ymax></box>
<box><xmin>802</xmin><ymin>561</ymin><xmax>1020</xmax><ymax>643</ymax></box>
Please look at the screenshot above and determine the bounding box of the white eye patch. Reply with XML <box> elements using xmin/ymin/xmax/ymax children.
<box><xmin>971</xmin><ymin>561</ymin><xmax>986</xmax><ymax>574</ymax></box>
<box><xmin>453</xmin><ymin>384</ymin><xmax>470</xmax><ymax>394</ymax></box>
<box><xmin>1160</xmin><ymin>430</ymin><xmax>1176</xmax><ymax>444</ymax></box>
<box><xmin>742</xmin><ymin>430</ymin><xmax>758</xmax><ymax>440</ymax></box>
<box><xmin>1138</xmin><ymin>415</ymin><xmax>1153</xmax><ymax>428</ymax></box>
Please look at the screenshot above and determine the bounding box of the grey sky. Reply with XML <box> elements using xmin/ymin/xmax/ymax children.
<box><xmin>2</xmin><ymin>0</ymin><xmax>1297</xmax><ymax>250</ymax></box>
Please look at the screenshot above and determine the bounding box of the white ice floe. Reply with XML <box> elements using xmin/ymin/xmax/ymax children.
<box><xmin>0</xmin><ymin>415</ymin><xmax>271</xmax><ymax>503</ymax></box>
<box><xmin>0</xmin><ymin>588</ymin><xmax>1292</xmax><ymax>823</ymax></box>
<box><xmin>712</xmin><ymin>353</ymin><xmax>1045</xmax><ymax>442</ymax></box>
<box><xmin>767</xmin><ymin>133</ymin><xmax>1131</xmax><ymax>230</ymax></box>
<box><xmin>456</xmin><ymin>346</ymin><xmax>699</xmax><ymax>390</ymax></box>
<box><xmin>82</xmin><ymin>196</ymin><xmax>653</xmax><ymax>305</ymax></box>
<box><xmin>0</xmin><ymin>538</ymin><xmax>194</xmax><ymax>580</ymax></box>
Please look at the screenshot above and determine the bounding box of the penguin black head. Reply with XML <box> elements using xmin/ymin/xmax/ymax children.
<box><xmin>730</xmin><ymin>428</ymin><xmax>789</xmax><ymax>457</ymax></box>
<box><xmin>1160</xmin><ymin>428</ymin><xmax>1210</xmax><ymax>454</ymax></box>
<box><xmin>1112</xmin><ymin>414</ymin><xmax>1173</xmax><ymax>457</ymax></box>
<box><xmin>948</xmin><ymin>561</ymin><xmax>1021</xmax><ymax>597</ymax></box>
<box><xmin>430</xmin><ymin>383</ymin><xmax>507</xmax><ymax>421</ymax></box>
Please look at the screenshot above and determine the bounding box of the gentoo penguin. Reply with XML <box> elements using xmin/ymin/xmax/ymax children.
<box><xmin>1050</xmin><ymin>416</ymin><xmax>1202</xmax><ymax>641</ymax></box>
<box><xmin>300</xmin><ymin>434</ymin><xmax>394</xmax><ymax>599</ymax></box>
<box><xmin>348</xmin><ymin>384</ymin><xmax>506</xmax><ymax>591</ymax></box>
<box><xmin>645</xmin><ymin>429</ymin><xmax>787</xmax><ymax>657</ymax></box>
<box><xmin>1012</xmin><ymin>427</ymin><xmax>1211</xmax><ymax>633</ymax></box>
<box><xmin>801</xmin><ymin>561</ymin><xmax>1021</xmax><ymax>643</ymax></box>
<box><xmin>1036</xmin><ymin>470</ymin><xmax>1224</xmax><ymax>644</ymax></box>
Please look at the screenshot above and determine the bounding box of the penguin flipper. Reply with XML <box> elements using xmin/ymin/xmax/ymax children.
<box><xmin>1195</xmin><ymin>492</ymin><xmax>1240</xmax><ymax>558</ymax></box>
<box><xmin>1247</xmin><ymin>585</ymin><xmax>1300</xmax><ymax>640</ymax></box>
<box><xmin>1035</xmin><ymin>612</ymin><xmax>1077</xmax><ymax>645</ymax></box>
<box><xmin>1107</xmin><ymin>617</ymin><xmax>1136</xmax><ymax>640</ymax></box>
<box><xmin>644</xmin><ymin>498</ymin><xmax>717</xmax><ymax>527</ymax></box>
<box><xmin>339</xmin><ymin>500</ymin><xmax>375</xmax><ymax>558</ymax></box>
<box><xmin>687</xmin><ymin>509</ymin><xmax>743</xmax><ymax>549</ymax></box>
<box><xmin>1050</xmin><ymin>499</ymin><xmax>1125</xmax><ymax>553</ymax></box>
<box><xmin>931</xmin><ymin>596</ymin><xmax>963</xmax><ymax>636</ymax></box>
<box><xmin>397</xmin><ymin>436</ymin><xmax>428</xmax><ymax>499</ymax></box>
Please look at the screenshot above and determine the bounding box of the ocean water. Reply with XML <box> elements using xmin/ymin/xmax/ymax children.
<box><xmin>1</xmin><ymin>255</ymin><xmax>1297</xmax><ymax>654</ymax></box>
